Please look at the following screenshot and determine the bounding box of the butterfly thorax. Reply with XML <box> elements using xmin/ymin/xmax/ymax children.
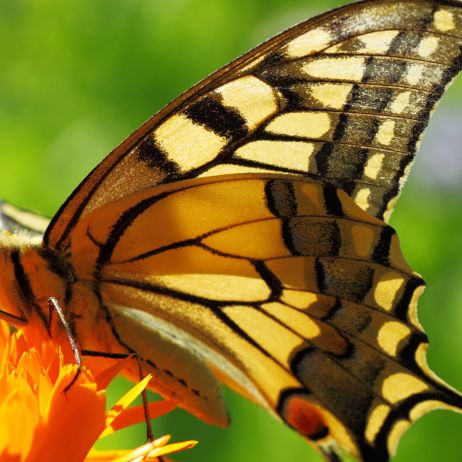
<box><xmin>0</xmin><ymin>232</ymin><xmax>68</xmax><ymax>335</ymax></box>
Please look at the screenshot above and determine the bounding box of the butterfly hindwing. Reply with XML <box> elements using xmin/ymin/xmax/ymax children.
<box><xmin>45</xmin><ymin>0</ymin><xmax>462</xmax><ymax>250</ymax></box>
<box><xmin>67</xmin><ymin>174</ymin><xmax>462</xmax><ymax>461</ymax></box>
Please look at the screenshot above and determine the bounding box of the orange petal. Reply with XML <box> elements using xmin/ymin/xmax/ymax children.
<box><xmin>26</xmin><ymin>379</ymin><xmax>106</xmax><ymax>462</ymax></box>
<box><xmin>93</xmin><ymin>359</ymin><xmax>129</xmax><ymax>390</ymax></box>
<box><xmin>85</xmin><ymin>449</ymin><xmax>133</xmax><ymax>461</ymax></box>
<box><xmin>109</xmin><ymin>400</ymin><xmax>177</xmax><ymax>433</ymax></box>
<box><xmin>0</xmin><ymin>385</ymin><xmax>38</xmax><ymax>459</ymax></box>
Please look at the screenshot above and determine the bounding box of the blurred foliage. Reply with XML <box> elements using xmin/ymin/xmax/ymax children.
<box><xmin>0</xmin><ymin>0</ymin><xmax>461</xmax><ymax>461</ymax></box>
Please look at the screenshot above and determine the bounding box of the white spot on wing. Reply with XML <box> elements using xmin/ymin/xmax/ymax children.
<box><xmin>417</xmin><ymin>36</ymin><xmax>439</xmax><ymax>58</ymax></box>
<box><xmin>390</xmin><ymin>91</ymin><xmax>411</xmax><ymax>114</ymax></box>
<box><xmin>375</xmin><ymin>120</ymin><xmax>396</xmax><ymax>146</ymax></box>
<box><xmin>364</xmin><ymin>153</ymin><xmax>385</xmax><ymax>179</ymax></box>
<box><xmin>285</xmin><ymin>28</ymin><xmax>333</xmax><ymax>58</ymax></box>
<box><xmin>406</xmin><ymin>64</ymin><xmax>425</xmax><ymax>86</ymax></box>
<box><xmin>433</xmin><ymin>9</ymin><xmax>456</xmax><ymax>32</ymax></box>
<box><xmin>325</xmin><ymin>30</ymin><xmax>400</xmax><ymax>55</ymax></box>
<box><xmin>354</xmin><ymin>187</ymin><xmax>371</xmax><ymax>210</ymax></box>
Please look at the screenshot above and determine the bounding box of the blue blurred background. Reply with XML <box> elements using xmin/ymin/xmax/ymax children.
<box><xmin>0</xmin><ymin>1</ymin><xmax>461</xmax><ymax>460</ymax></box>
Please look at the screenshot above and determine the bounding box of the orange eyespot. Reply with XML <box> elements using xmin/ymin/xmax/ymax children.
<box><xmin>284</xmin><ymin>396</ymin><xmax>328</xmax><ymax>440</ymax></box>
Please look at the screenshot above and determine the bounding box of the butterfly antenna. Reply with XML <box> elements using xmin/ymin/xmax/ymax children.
<box><xmin>48</xmin><ymin>296</ymin><xmax>82</xmax><ymax>392</ymax></box>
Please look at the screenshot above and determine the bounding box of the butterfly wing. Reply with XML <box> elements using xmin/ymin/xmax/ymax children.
<box><xmin>0</xmin><ymin>200</ymin><xmax>49</xmax><ymax>238</ymax></box>
<box><xmin>45</xmin><ymin>0</ymin><xmax>462</xmax><ymax>250</ymax></box>
<box><xmin>68</xmin><ymin>174</ymin><xmax>462</xmax><ymax>461</ymax></box>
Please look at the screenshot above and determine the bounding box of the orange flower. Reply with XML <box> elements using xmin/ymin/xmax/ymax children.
<box><xmin>0</xmin><ymin>321</ymin><xmax>196</xmax><ymax>462</ymax></box>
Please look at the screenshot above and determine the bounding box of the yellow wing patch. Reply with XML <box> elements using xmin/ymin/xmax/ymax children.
<box><xmin>154</xmin><ymin>114</ymin><xmax>228</xmax><ymax>171</ymax></box>
<box><xmin>265</xmin><ymin>112</ymin><xmax>332</xmax><ymax>139</ymax></box>
<box><xmin>216</xmin><ymin>76</ymin><xmax>278</xmax><ymax>130</ymax></box>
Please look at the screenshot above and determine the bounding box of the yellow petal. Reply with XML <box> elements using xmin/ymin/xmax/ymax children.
<box><xmin>100</xmin><ymin>374</ymin><xmax>152</xmax><ymax>438</ymax></box>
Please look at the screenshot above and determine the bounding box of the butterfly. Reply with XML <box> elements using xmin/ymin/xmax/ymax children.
<box><xmin>1</xmin><ymin>0</ymin><xmax>462</xmax><ymax>461</ymax></box>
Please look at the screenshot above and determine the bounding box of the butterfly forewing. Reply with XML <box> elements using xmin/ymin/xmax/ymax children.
<box><xmin>45</xmin><ymin>0</ymin><xmax>462</xmax><ymax>250</ymax></box>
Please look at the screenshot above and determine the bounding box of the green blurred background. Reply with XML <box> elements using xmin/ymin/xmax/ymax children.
<box><xmin>0</xmin><ymin>0</ymin><xmax>461</xmax><ymax>460</ymax></box>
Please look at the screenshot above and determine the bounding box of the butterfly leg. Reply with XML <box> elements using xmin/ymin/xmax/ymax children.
<box><xmin>137</xmin><ymin>357</ymin><xmax>154</xmax><ymax>442</ymax></box>
<box><xmin>48</xmin><ymin>296</ymin><xmax>83</xmax><ymax>392</ymax></box>
<box><xmin>0</xmin><ymin>307</ymin><xmax>28</xmax><ymax>325</ymax></box>
<box><xmin>136</xmin><ymin>358</ymin><xmax>168</xmax><ymax>462</ymax></box>
<box><xmin>81</xmin><ymin>349</ymin><xmax>132</xmax><ymax>359</ymax></box>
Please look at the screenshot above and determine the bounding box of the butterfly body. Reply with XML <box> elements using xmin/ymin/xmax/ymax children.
<box><xmin>1</xmin><ymin>1</ymin><xmax>462</xmax><ymax>461</ymax></box>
